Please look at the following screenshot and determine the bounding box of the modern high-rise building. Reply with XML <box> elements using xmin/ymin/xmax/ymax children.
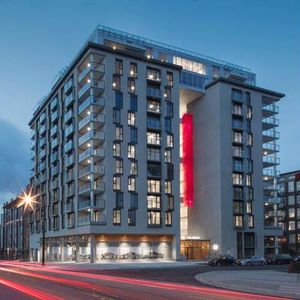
<box><xmin>28</xmin><ymin>25</ymin><xmax>284</xmax><ymax>262</ymax></box>
<box><xmin>277</xmin><ymin>170</ymin><xmax>300</xmax><ymax>255</ymax></box>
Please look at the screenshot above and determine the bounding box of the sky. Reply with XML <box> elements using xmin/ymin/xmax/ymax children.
<box><xmin>0</xmin><ymin>0</ymin><xmax>299</xmax><ymax>204</ymax></box>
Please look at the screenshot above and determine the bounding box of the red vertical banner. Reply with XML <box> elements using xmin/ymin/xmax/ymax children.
<box><xmin>182</xmin><ymin>113</ymin><xmax>194</xmax><ymax>207</ymax></box>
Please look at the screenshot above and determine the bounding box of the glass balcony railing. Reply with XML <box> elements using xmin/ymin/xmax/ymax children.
<box><xmin>263</xmin><ymin>156</ymin><xmax>280</xmax><ymax>165</ymax></box>
<box><xmin>64</xmin><ymin>93</ymin><xmax>74</xmax><ymax>108</ymax></box>
<box><xmin>263</xmin><ymin>129</ymin><xmax>279</xmax><ymax>139</ymax></box>
<box><xmin>147</xmin><ymin>87</ymin><xmax>161</xmax><ymax>98</ymax></box>
<box><xmin>78</xmin><ymin>130</ymin><xmax>105</xmax><ymax>146</ymax></box>
<box><xmin>78</xmin><ymin>113</ymin><xmax>105</xmax><ymax>130</ymax></box>
<box><xmin>146</xmin><ymin>69</ymin><xmax>161</xmax><ymax>82</ymax></box>
<box><xmin>78</xmin><ymin>81</ymin><xmax>105</xmax><ymax>99</ymax></box>
<box><xmin>262</xmin><ymin>117</ymin><xmax>279</xmax><ymax>127</ymax></box>
<box><xmin>78</xmin><ymin>199</ymin><xmax>91</xmax><ymax>209</ymax></box>
<box><xmin>65</xmin><ymin>123</ymin><xmax>75</xmax><ymax>137</ymax></box>
<box><xmin>262</xmin><ymin>104</ymin><xmax>279</xmax><ymax>114</ymax></box>
<box><xmin>263</xmin><ymin>142</ymin><xmax>280</xmax><ymax>152</ymax></box>
<box><xmin>78</xmin><ymin>148</ymin><xmax>105</xmax><ymax>162</ymax></box>
<box><xmin>79</xmin><ymin>165</ymin><xmax>105</xmax><ymax>177</ymax></box>
<box><xmin>78</xmin><ymin>63</ymin><xmax>105</xmax><ymax>83</ymax></box>
<box><xmin>64</xmin><ymin>140</ymin><xmax>73</xmax><ymax>153</ymax></box>
<box><xmin>78</xmin><ymin>96</ymin><xmax>105</xmax><ymax>115</ymax></box>
<box><xmin>64</xmin><ymin>109</ymin><xmax>73</xmax><ymax>123</ymax></box>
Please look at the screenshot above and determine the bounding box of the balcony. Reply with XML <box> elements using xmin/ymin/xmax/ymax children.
<box><xmin>263</xmin><ymin>155</ymin><xmax>280</xmax><ymax>167</ymax></box>
<box><xmin>50</xmin><ymin>125</ymin><xmax>58</xmax><ymax>137</ymax></box>
<box><xmin>94</xmin><ymin>198</ymin><xmax>105</xmax><ymax>209</ymax></box>
<box><xmin>65</xmin><ymin>154</ymin><xmax>75</xmax><ymax>167</ymax></box>
<box><xmin>64</xmin><ymin>78</ymin><xmax>73</xmax><ymax>94</ymax></box>
<box><xmin>78</xmin><ymin>199</ymin><xmax>90</xmax><ymax>210</ymax></box>
<box><xmin>64</xmin><ymin>140</ymin><xmax>73</xmax><ymax>153</ymax></box>
<box><xmin>78</xmin><ymin>183</ymin><xmax>90</xmax><ymax>195</ymax></box>
<box><xmin>78</xmin><ymin>130</ymin><xmax>105</xmax><ymax>147</ymax></box>
<box><xmin>51</xmin><ymin>138</ymin><xmax>58</xmax><ymax>149</ymax></box>
<box><xmin>39</xmin><ymin>124</ymin><xmax>46</xmax><ymax>135</ymax></box>
<box><xmin>51</xmin><ymin>165</ymin><xmax>59</xmax><ymax>176</ymax></box>
<box><xmin>50</xmin><ymin>98</ymin><xmax>58</xmax><ymax>111</ymax></box>
<box><xmin>263</xmin><ymin>142</ymin><xmax>279</xmax><ymax>155</ymax></box>
<box><xmin>39</xmin><ymin>113</ymin><xmax>46</xmax><ymax>124</ymax></box>
<box><xmin>232</xmin><ymin>149</ymin><xmax>244</xmax><ymax>158</ymax></box>
<box><xmin>65</xmin><ymin>123</ymin><xmax>75</xmax><ymax>137</ymax></box>
<box><xmin>40</xmin><ymin>149</ymin><xmax>47</xmax><ymax>159</ymax></box>
<box><xmin>51</xmin><ymin>179</ymin><xmax>59</xmax><ymax>190</ymax></box>
<box><xmin>51</xmin><ymin>111</ymin><xmax>58</xmax><ymax>123</ymax></box>
<box><xmin>78</xmin><ymin>148</ymin><xmax>105</xmax><ymax>162</ymax></box>
<box><xmin>78</xmin><ymin>181</ymin><xmax>105</xmax><ymax>195</ymax></box>
<box><xmin>64</xmin><ymin>109</ymin><xmax>73</xmax><ymax>124</ymax></box>
<box><xmin>147</xmin><ymin>101</ymin><xmax>161</xmax><ymax>114</ymax></box>
<box><xmin>262</xmin><ymin>104</ymin><xmax>279</xmax><ymax>117</ymax></box>
<box><xmin>78</xmin><ymin>113</ymin><xmax>105</xmax><ymax>131</ymax></box>
<box><xmin>146</xmin><ymin>69</ymin><xmax>161</xmax><ymax>82</ymax></box>
<box><xmin>180</xmin><ymin>71</ymin><xmax>205</xmax><ymax>103</ymax></box>
<box><xmin>94</xmin><ymin>182</ymin><xmax>105</xmax><ymax>193</ymax></box>
<box><xmin>78</xmin><ymin>165</ymin><xmax>105</xmax><ymax>178</ymax></box>
<box><xmin>65</xmin><ymin>170</ymin><xmax>74</xmax><ymax>182</ymax></box>
<box><xmin>78</xmin><ymin>63</ymin><xmax>105</xmax><ymax>83</ymax></box>
<box><xmin>147</xmin><ymin>87</ymin><xmax>161</xmax><ymax>98</ymax></box>
<box><xmin>78</xmin><ymin>96</ymin><xmax>105</xmax><ymax>115</ymax></box>
<box><xmin>39</xmin><ymin>137</ymin><xmax>46</xmax><ymax>147</ymax></box>
<box><xmin>263</xmin><ymin>169</ymin><xmax>280</xmax><ymax>181</ymax></box>
<box><xmin>65</xmin><ymin>186</ymin><xmax>75</xmax><ymax>197</ymax></box>
<box><xmin>66</xmin><ymin>201</ymin><xmax>74</xmax><ymax>213</ymax></box>
<box><xmin>263</xmin><ymin>129</ymin><xmax>279</xmax><ymax>143</ymax></box>
<box><xmin>262</xmin><ymin>117</ymin><xmax>279</xmax><ymax>130</ymax></box>
<box><xmin>78</xmin><ymin>214</ymin><xmax>90</xmax><ymax>226</ymax></box>
<box><xmin>64</xmin><ymin>93</ymin><xmax>74</xmax><ymax>108</ymax></box>
<box><xmin>50</xmin><ymin>152</ymin><xmax>58</xmax><ymax>163</ymax></box>
<box><xmin>78</xmin><ymin>80</ymin><xmax>105</xmax><ymax>101</ymax></box>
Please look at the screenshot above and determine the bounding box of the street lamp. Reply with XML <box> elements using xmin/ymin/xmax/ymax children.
<box><xmin>212</xmin><ymin>244</ymin><xmax>219</xmax><ymax>251</ymax></box>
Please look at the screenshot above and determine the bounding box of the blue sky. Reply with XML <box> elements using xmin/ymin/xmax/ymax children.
<box><xmin>0</xmin><ymin>0</ymin><xmax>299</xmax><ymax>202</ymax></box>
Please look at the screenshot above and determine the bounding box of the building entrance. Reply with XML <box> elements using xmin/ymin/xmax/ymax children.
<box><xmin>180</xmin><ymin>240</ymin><xmax>210</xmax><ymax>260</ymax></box>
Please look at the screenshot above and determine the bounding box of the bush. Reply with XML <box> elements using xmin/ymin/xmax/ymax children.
<box><xmin>288</xmin><ymin>261</ymin><xmax>300</xmax><ymax>273</ymax></box>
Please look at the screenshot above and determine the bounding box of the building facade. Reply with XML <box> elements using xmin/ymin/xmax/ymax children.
<box><xmin>28</xmin><ymin>25</ymin><xmax>284</xmax><ymax>262</ymax></box>
<box><xmin>0</xmin><ymin>196</ymin><xmax>30</xmax><ymax>260</ymax></box>
<box><xmin>277</xmin><ymin>170</ymin><xmax>300</xmax><ymax>255</ymax></box>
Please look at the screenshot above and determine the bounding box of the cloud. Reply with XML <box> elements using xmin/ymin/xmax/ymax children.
<box><xmin>0</xmin><ymin>118</ymin><xmax>30</xmax><ymax>206</ymax></box>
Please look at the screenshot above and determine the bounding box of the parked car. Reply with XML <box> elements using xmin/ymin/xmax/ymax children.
<box><xmin>293</xmin><ymin>256</ymin><xmax>300</xmax><ymax>262</ymax></box>
<box><xmin>267</xmin><ymin>254</ymin><xmax>293</xmax><ymax>265</ymax></box>
<box><xmin>121</xmin><ymin>252</ymin><xmax>141</xmax><ymax>259</ymax></box>
<box><xmin>208</xmin><ymin>255</ymin><xmax>236</xmax><ymax>266</ymax></box>
<box><xmin>101</xmin><ymin>252</ymin><xmax>117</xmax><ymax>260</ymax></box>
<box><xmin>237</xmin><ymin>256</ymin><xmax>266</xmax><ymax>266</ymax></box>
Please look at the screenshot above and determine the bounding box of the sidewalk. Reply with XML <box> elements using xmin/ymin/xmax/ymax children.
<box><xmin>3</xmin><ymin>259</ymin><xmax>206</xmax><ymax>271</ymax></box>
<box><xmin>195</xmin><ymin>270</ymin><xmax>300</xmax><ymax>299</ymax></box>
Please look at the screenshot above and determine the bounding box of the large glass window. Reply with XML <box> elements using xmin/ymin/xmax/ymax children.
<box><xmin>130</xmin><ymin>161</ymin><xmax>138</xmax><ymax>175</ymax></box>
<box><xmin>234</xmin><ymin>215</ymin><xmax>243</xmax><ymax>227</ymax></box>
<box><xmin>167</xmin><ymin>134</ymin><xmax>173</xmax><ymax>148</ymax></box>
<box><xmin>288</xmin><ymin>181</ymin><xmax>295</xmax><ymax>192</ymax></box>
<box><xmin>115</xmin><ymin>192</ymin><xmax>123</xmax><ymax>209</ymax></box>
<box><xmin>147</xmin><ymin>163</ymin><xmax>161</xmax><ymax>178</ymax></box>
<box><xmin>128</xmin><ymin>112</ymin><xmax>136</xmax><ymax>126</ymax></box>
<box><xmin>147</xmin><ymin>116</ymin><xmax>161</xmax><ymax>130</ymax></box>
<box><xmin>128</xmin><ymin>145</ymin><xmax>136</xmax><ymax>159</ymax></box>
<box><xmin>130</xmin><ymin>127</ymin><xmax>138</xmax><ymax>144</ymax></box>
<box><xmin>165</xmin><ymin>118</ymin><xmax>172</xmax><ymax>133</ymax></box>
<box><xmin>113</xmin><ymin>209</ymin><xmax>121</xmax><ymax>225</ymax></box>
<box><xmin>165</xmin><ymin>180</ymin><xmax>172</xmax><ymax>194</ymax></box>
<box><xmin>165</xmin><ymin>211</ymin><xmax>172</xmax><ymax>226</ymax></box>
<box><xmin>115</xmin><ymin>59</ymin><xmax>123</xmax><ymax>75</ymax></box>
<box><xmin>130</xmin><ymin>95</ymin><xmax>138</xmax><ymax>112</ymax></box>
<box><xmin>289</xmin><ymin>208</ymin><xmax>295</xmax><ymax>218</ymax></box>
<box><xmin>288</xmin><ymin>195</ymin><xmax>295</xmax><ymax>205</ymax></box>
<box><xmin>115</xmin><ymin>159</ymin><xmax>123</xmax><ymax>174</ymax></box>
<box><xmin>233</xmin><ymin>131</ymin><xmax>243</xmax><ymax>143</ymax></box>
<box><xmin>232</xmin><ymin>173</ymin><xmax>243</xmax><ymax>185</ymax></box>
<box><xmin>148</xmin><ymin>211</ymin><xmax>161</xmax><ymax>226</ymax></box>
<box><xmin>147</xmin><ymin>132</ymin><xmax>161</xmax><ymax>145</ymax></box>
<box><xmin>147</xmin><ymin>99</ymin><xmax>160</xmax><ymax>113</ymax></box>
<box><xmin>147</xmin><ymin>180</ymin><xmax>161</xmax><ymax>193</ymax></box>
<box><xmin>113</xmin><ymin>176</ymin><xmax>121</xmax><ymax>190</ymax></box>
<box><xmin>147</xmin><ymin>147</ymin><xmax>161</xmax><ymax>161</ymax></box>
<box><xmin>113</xmin><ymin>108</ymin><xmax>121</xmax><ymax>124</ymax></box>
<box><xmin>130</xmin><ymin>62</ymin><xmax>138</xmax><ymax>78</ymax></box>
<box><xmin>173</xmin><ymin>57</ymin><xmax>206</xmax><ymax>75</ymax></box>
<box><xmin>128</xmin><ymin>177</ymin><xmax>136</xmax><ymax>192</ymax></box>
<box><xmin>128</xmin><ymin>209</ymin><xmax>136</xmax><ymax>226</ymax></box>
<box><xmin>130</xmin><ymin>192</ymin><xmax>138</xmax><ymax>209</ymax></box>
<box><xmin>115</xmin><ymin>92</ymin><xmax>123</xmax><ymax>109</ymax></box>
<box><xmin>113</xmin><ymin>142</ymin><xmax>121</xmax><ymax>157</ymax></box>
<box><xmin>115</xmin><ymin>126</ymin><xmax>123</xmax><ymax>141</ymax></box>
<box><xmin>147</xmin><ymin>195</ymin><xmax>161</xmax><ymax>209</ymax></box>
<box><xmin>233</xmin><ymin>201</ymin><xmax>244</xmax><ymax>214</ymax></box>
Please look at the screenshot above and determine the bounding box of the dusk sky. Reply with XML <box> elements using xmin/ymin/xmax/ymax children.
<box><xmin>0</xmin><ymin>0</ymin><xmax>299</xmax><ymax>203</ymax></box>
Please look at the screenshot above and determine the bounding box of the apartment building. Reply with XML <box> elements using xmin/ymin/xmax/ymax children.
<box><xmin>1</xmin><ymin>196</ymin><xmax>30</xmax><ymax>260</ymax></box>
<box><xmin>277</xmin><ymin>170</ymin><xmax>300</xmax><ymax>255</ymax></box>
<box><xmin>29</xmin><ymin>25</ymin><xmax>283</xmax><ymax>262</ymax></box>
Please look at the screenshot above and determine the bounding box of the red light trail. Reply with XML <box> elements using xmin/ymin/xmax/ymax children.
<box><xmin>0</xmin><ymin>277</ymin><xmax>63</xmax><ymax>300</ymax></box>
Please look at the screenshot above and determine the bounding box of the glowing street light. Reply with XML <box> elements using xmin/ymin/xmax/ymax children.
<box><xmin>18</xmin><ymin>188</ymin><xmax>39</xmax><ymax>211</ymax></box>
<box><xmin>212</xmin><ymin>243</ymin><xmax>219</xmax><ymax>251</ymax></box>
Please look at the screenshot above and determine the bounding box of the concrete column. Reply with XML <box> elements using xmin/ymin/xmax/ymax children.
<box><xmin>60</xmin><ymin>239</ymin><xmax>64</xmax><ymax>262</ymax></box>
<box><xmin>90</xmin><ymin>235</ymin><xmax>96</xmax><ymax>263</ymax></box>
<box><xmin>75</xmin><ymin>242</ymin><xmax>80</xmax><ymax>263</ymax></box>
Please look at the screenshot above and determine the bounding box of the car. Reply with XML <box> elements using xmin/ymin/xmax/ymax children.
<box><xmin>208</xmin><ymin>255</ymin><xmax>236</xmax><ymax>266</ymax></box>
<box><xmin>237</xmin><ymin>256</ymin><xmax>266</xmax><ymax>266</ymax></box>
<box><xmin>268</xmin><ymin>254</ymin><xmax>293</xmax><ymax>265</ymax></box>
<box><xmin>293</xmin><ymin>256</ymin><xmax>300</xmax><ymax>262</ymax></box>
<box><xmin>101</xmin><ymin>252</ymin><xmax>117</xmax><ymax>260</ymax></box>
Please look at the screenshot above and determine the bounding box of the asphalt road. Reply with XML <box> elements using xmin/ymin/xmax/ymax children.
<box><xmin>0</xmin><ymin>261</ymin><xmax>288</xmax><ymax>300</ymax></box>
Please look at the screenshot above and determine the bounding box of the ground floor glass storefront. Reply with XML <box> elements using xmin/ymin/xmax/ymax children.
<box><xmin>180</xmin><ymin>240</ymin><xmax>210</xmax><ymax>260</ymax></box>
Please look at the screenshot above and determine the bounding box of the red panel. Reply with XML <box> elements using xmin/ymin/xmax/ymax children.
<box><xmin>295</xmin><ymin>173</ymin><xmax>300</xmax><ymax>181</ymax></box>
<box><xmin>182</xmin><ymin>113</ymin><xmax>194</xmax><ymax>207</ymax></box>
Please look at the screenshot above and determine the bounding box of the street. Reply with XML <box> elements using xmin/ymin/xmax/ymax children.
<box><xmin>0</xmin><ymin>261</ymin><xmax>289</xmax><ymax>300</ymax></box>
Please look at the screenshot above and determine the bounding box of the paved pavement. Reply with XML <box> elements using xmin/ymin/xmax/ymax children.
<box><xmin>195</xmin><ymin>270</ymin><xmax>300</xmax><ymax>299</ymax></box>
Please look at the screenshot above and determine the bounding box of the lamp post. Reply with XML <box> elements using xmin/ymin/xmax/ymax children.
<box><xmin>41</xmin><ymin>205</ymin><xmax>46</xmax><ymax>266</ymax></box>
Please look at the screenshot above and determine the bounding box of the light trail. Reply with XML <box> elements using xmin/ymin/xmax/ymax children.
<box><xmin>0</xmin><ymin>277</ymin><xmax>63</xmax><ymax>300</ymax></box>
<box><xmin>0</xmin><ymin>262</ymin><xmax>288</xmax><ymax>300</ymax></box>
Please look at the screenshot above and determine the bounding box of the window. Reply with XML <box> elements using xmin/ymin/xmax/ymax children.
<box><xmin>115</xmin><ymin>126</ymin><xmax>123</xmax><ymax>141</ymax></box>
<box><xmin>147</xmin><ymin>163</ymin><xmax>161</xmax><ymax>178</ymax></box>
<box><xmin>130</xmin><ymin>161</ymin><xmax>138</xmax><ymax>175</ymax></box>
<box><xmin>233</xmin><ymin>159</ymin><xmax>243</xmax><ymax>172</ymax></box>
<box><xmin>232</xmin><ymin>118</ymin><xmax>243</xmax><ymax>130</ymax></box>
<box><xmin>115</xmin><ymin>192</ymin><xmax>123</xmax><ymax>209</ymax></box>
<box><xmin>147</xmin><ymin>68</ymin><xmax>161</xmax><ymax>81</ymax></box>
<box><xmin>233</xmin><ymin>201</ymin><xmax>243</xmax><ymax>214</ymax></box>
<box><xmin>232</xmin><ymin>103</ymin><xmax>242</xmax><ymax>115</ymax></box>
<box><xmin>166</xmin><ymin>102</ymin><xmax>173</xmax><ymax>117</ymax></box>
<box><xmin>128</xmin><ymin>112</ymin><xmax>136</xmax><ymax>126</ymax></box>
<box><xmin>128</xmin><ymin>209</ymin><xmax>136</xmax><ymax>226</ymax></box>
<box><xmin>288</xmin><ymin>181</ymin><xmax>294</xmax><ymax>192</ymax></box>
<box><xmin>128</xmin><ymin>177</ymin><xmax>136</xmax><ymax>192</ymax></box>
<box><xmin>147</xmin><ymin>147</ymin><xmax>161</xmax><ymax>161</ymax></box>
<box><xmin>147</xmin><ymin>116</ymin><xmax>161</xmax><ymax>130</ymax></box>
<box><xmin>246</xmin><ymin>174</ymin><xmax>252</xmax><ymax>186</ymax></box>
<box><xmin>113</xmin><ymin>176</ymin><xmax>121</xmax><ymax>190</ymax></box>
<box><xmin>147</xmin><ymin>195</ymin><xmax>161</xmax><ymax>209</ymax></box>
<box><xmin>234</xmin><ymin>215</ymin><xmax>243</xmax><ymax>227</ymax></box>
<box><xmin>128</xmin><ymin>145</ymin><xmax>136</xmax><ymax>159</ymax></box>
<box><xmin>130</xmin><ymin>193</ymin><xmax>138</xmax><ymax>209</ymax></box>
<box><xmin>147</xmin><ymin>132</ymin><xmax>161</xmax><ymax>145</ymax></box>
<box><xmin>233</xmin><ymin>145</ymin><xmax>243</xmax><ymax>157</ymax></box>
<box><xmin>288</xmin><ymin>221</ymin><xmax>295</xmax><ymax>231</ymax></box>
<box><xmin>232</xmin><ymin>89</ymin><xmax>243</xmax><ymax>101</ymax></box>
<box><xmin>115</xmin><ymin>59</ymin><xmax>123</xmax><ymax>75</ymax></box>
<box><xmin>289</xmin><ymin>208</ymin><xmax>295</xmax><ymax>218</ymax></box>
<box><xmin>164</xmin><ymin>88</ymin><xmax>171</xmax><ymax>101</ymax></box>
<box><xmin>165</xmin><ymin>180</ymin><xmax>172</xmax><ymax>194</ymax></box>
<box><xmin>165</xmin><ymin>118</ymin><xmax>172</xmax><ymax>133</ymax></box>
<box><xmin>167</xmin><ymin>163</ymin><xmax>174</xmax><ymax>180</ymax></box>
<box><xmin>165</xmin><ymin>211</ymin><xmax>172</xmax><ymax>226</ymax></box>
<box><xmin>247</xmin><ymin>106</ymin><xmax>253</xmax><ymax>119</ymax></box>
<box><xmin>173</xmin><ymin>57</ymin><xmax>206</xmax><ymax>75</ymax></box>
<box><xmin>147</xmin><ymin>99</ymin><xmax>160</xmax><ymax>113</ymax></box>
<box><xmin>167</xmin><ymin>134</ymin><xmax>173</xmax><ymax>148</ymax></box>
<box><xmin>113</xmin><ymin>75</ymin><xmax>121</xmax><ymax>90</ymax></box>
<box><xmin>233</xmin><ymin>131</ymin><xmax>243</xmax><ymax>143</ymax></box>
<box><xmin>115</xmin><ymin>92</ymin><xmax>123</xmax><ymax>109</ymax></box>
<box><xmin>248</xmin><ymin>215</ymin><xmax>254</xmax><ymax>228</ymax></box>
<box><xmin>113</xmin><ymin>142</ymin><xmax>121</xmax><ymax>157</ymax></box>
<box><xmin>129</xmin><ymin>193</ymin><xmax>138</xmax><ymax>209</ymax></box>
<box><xmin>148</xmin><ymin>180</ymin><xmax>160</xmax><ymax>193</ymax></box>
<box><xmin>167</xmin><ymin>195</ymin><xmax>174</xmax><ymax>210</ymax></box>
<box><xmin>127</xmin><ymin>78</ymin><xmax>136</xmax><ymax>94</ymax></box>
<box><xmin>289</xmin><ymin>234</ymin><xmax>296</xmax><ymax>244</ymax></box>
<box><xmin>166</xmin><ymin>72</ymin><xmax>173</xmax><ymax>87</ymax></box>
<box><xmin>232</xmin><ymin>173</ymin><xmax>243</xmax><ymax>185</ymax></box>
<box><xmin>130</xmin><ymin>95</ymin><xmax>138</xmax><ymax>112</ymax></box>
<box><xmin>113</xmin><ymin>108</ymin><xmax>121</xmax><ymax>124</ymax></box>
<box><xmin>247</xmin><ymin>134</ymin><xmax>253</xmax><ymax>146</ymax></box>
<box><xmin>130</xmin><ymin>62</ymin><xmax>137</xmax><ymax>78</ymax></box>
<box><xmin>248</xmin><ymin>187</ymin><xmax>254</xmax><ymax>201</ymax></box>
<box><xmin>296</xmin><ymin>181</ymin><xmax>300</xmax><ymax>192</ymax></box>
<box><xmin>246</xmin><ymin>202</ymin><xmax>252</xmax><ymax>214</ymax></box>
<box><xmin>148</xmin><ymin>211</ymin><xmax>161</xmax><ymax>226</ymax></box>
<box><xmin>288</xmin><ymin>195</ymin><xmax>295</xmax><ymax>205</ymax></box>
<box><xmin>113</xmin><ymin>209</ymin><xmax>121</xmax><ymax>225</ymax></box>
<box><xmin>115</xmin><ymin>159</ymin><xmax>123</xmax><ymax>174</ymax></box>
<box><xmin>130</xmin><ymin>127</ymin><xmax>138</xmax><ymax>144</ymax></box>
<box><xmin>297</xmin><ymin>195</ymin><xmax>300</xmax><ymax>204</ymax></box>
<box><xmin>164</xmin><ymin>149</ymin><xmax>172</xmax><ymax>163</ymax></box>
